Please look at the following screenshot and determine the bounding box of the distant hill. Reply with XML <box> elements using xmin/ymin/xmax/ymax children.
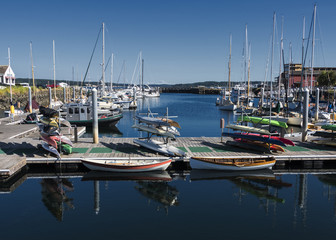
<box><xmin>15</xmin><ymin>78</ymin><xmax>263</xmax><ymax>88</ymax></box>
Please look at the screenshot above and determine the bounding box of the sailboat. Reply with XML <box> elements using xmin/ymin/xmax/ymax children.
<box><xmin>62</xmin><ymin>23</ymin><xmax>123</xmax><ymax>126</ymax></box>
<box><xmin>218</xmin><ymin>35</ymin><xmax>237</xmax><ymax>111</ymax></box>
<box><xmin>235</xmin><ymin>25</ymin><xmax>256</xmax><ymax>115</ymax></box>
<box><xmin>49</xmin><ymin>40</ymin><xmax>63</xmax><ymax>109</ymax></box>
<box><xmin>3</xmin><ymin>48</ymin><xmax>24</xmax><ymax>118</ymax></box>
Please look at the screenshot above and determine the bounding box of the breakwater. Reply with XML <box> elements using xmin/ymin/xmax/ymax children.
<box><xmin>161</xmin><ymin>87</ymin><xmax>221</xmax><ymax>95</ymax></box>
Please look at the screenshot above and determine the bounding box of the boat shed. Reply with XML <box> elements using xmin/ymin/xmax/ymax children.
<box><xmin>0</xmin><ymin>65</ymin><xmax>15</xmax><ymax>86</ymax></box>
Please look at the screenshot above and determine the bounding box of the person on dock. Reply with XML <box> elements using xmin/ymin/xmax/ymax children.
<box><xmin>24</xmin><ymin>96</ymin><xmax>39</xmax><ymax>112</ymax></box>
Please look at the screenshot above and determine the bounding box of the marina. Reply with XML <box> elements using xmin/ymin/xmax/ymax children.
<box><xmin>2</xmin><ymin>1</ymin><xmax>336</xmax><ymax>239</ymax></box>
<box><xmin>1</xmin><ymin>92</ymin><xmax>336</xmax><ymax>180</ymax></box>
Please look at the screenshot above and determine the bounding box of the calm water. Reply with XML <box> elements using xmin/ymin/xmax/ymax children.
<box><xmin>2</xmin><ymin>93</ymin><xmax>335</xmax><ymax>239</ymax></box>
<box><xmin>83</xmin><ymin>93</ymin><xmax>237</xmax><ymax>138</ymax></box>
<box><xmin>1</xmin><ymin>171</ymin><xmax>336</xmax><ymax>239</ymax></box>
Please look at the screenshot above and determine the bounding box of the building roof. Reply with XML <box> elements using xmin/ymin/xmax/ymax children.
<box><xmin>0</xmin><ymin>65</ymin><xmax>8</xmax><ymax>74</ymax></box>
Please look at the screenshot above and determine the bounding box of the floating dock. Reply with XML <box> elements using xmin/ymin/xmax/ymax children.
<box><xmin>1</xmin><ymin>134</ymin><xmax>336</xmax><ymax>181</ymax></box>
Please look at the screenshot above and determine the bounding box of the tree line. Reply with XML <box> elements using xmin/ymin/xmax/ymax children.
<box><xmin>317</xmin><ymin>71</ymin><xmax>336</xmax><ymax>87</ymax></box>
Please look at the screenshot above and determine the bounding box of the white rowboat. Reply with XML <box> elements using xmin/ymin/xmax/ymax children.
<box><xmin>81</xmin><ymin>158</ymin><xmax>172</xmax><ymax>172</ymax></box>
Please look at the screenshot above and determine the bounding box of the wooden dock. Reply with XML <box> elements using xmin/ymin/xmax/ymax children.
<box><xmin>1</xmin><ymin>134</ymin><xmax>336</xmax><ymax>181</ymax></box>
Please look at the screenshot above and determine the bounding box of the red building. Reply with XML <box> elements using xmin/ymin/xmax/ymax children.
<box><xmin>282</xmin><ymin>63</ymin><xmax>336</xmax><ymax>88</ymax></box>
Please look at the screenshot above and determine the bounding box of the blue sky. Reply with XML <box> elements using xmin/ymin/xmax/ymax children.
<box><xmin>1</xmin><ymin>0</ymin><xmax>335</xmax><ymax>85</ymax></box>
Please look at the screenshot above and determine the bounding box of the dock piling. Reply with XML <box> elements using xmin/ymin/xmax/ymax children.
<box><xmin>28</xmin><ymin>87</ymin><xmax>32</xmax><ymax>113</ymax></box>
<box><xmin>315</xmin><ymin>88</ymin><xmax>319</xmax><ymax>121</ymax></box>
<box><xmin>302</xmin><ymin>89</ymin><xmax>309</xmax><ymax>142</ymax></box>
<box><xmin>63</xmin><ymin>87</ymin><xmax>66</xmax><ymax>103</ymax></box>
<box><xmin>92</xmin><ymin>88</ymin><xmax>99</xmax><ymax>144</ymax></box>
<box><xmin>73</xmin><ymin>125</ymin><xmax>78</xmax><ymax>143</ymax></box>
<box><xmin>48</xmin><ymin>87</ymin><xmax>52</xmax><ymax>108</ymax></box>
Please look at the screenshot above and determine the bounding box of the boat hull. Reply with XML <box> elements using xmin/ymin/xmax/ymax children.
<box><xmin>222</xmin><ymin>132</ymin><xmax>286</xmax><ymax>146</ymax></box>
<box><xmin>68</xmin><ymin>114</ymin><xmax>122</xmax><ymax>127</ymax></box>
<box><xmin>225</xmin><ymin>124</ymin><xmax>271</xmax><ymax>135</ymax></box>
<box><xmin>190</xmin><ymin>156</ymin><xmax>276</xmax><ymax>171</ymax></box>
<box><xmin>133</xmin><ymin>139</ymin><xmax>186</xmax><ymax>157</ymax></box>
<box><xmin>132</xmin><ymin>124</ymin><xmax>176</xmax><ymax>139</ymax></box>
<box><xmin>219</xmin><ymin>104</ymin><xmax>237</xmax><ymax>111</ymax></box>
<box><xmin>81</xmin><ymin>158</ymin><xmax>172</xmax><ymax>172</ymax></box>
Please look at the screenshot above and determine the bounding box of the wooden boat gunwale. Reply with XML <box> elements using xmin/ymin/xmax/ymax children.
<box><xmin>191</xmin><ymin>156</ymin><xmax>276</xmax><ymax>168</ymax></box>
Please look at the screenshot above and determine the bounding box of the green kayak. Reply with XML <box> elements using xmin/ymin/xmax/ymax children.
<box><xmin>237</xmin><ymin>116</ymin><xmax>288</xmax><ymax>129</ymax></box>
<box><xmin>321</xmin><ymin>124</ymin><xmax>336</xmax><ymax>131</ymax></box>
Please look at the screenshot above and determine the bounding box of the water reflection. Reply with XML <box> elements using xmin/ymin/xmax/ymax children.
<box><xmin>135</xmin><ymin>181</ymin><xmax>179</xmax><ymax>214</ymax></box>
<box><xmin>82</xmin><ymin>170</ymin><xmax>172</xmax><ymax>182</ymax></box>
<box><xmin>190</xmin><ymin>169</ymin><xmax>292</xmax><ymax>208</ymax></box>
<box><xmin>2</xmin><ymin>169</ymin><xmax>336</xmax><ymax>233</ymax></box>
<box><xmin>82</xmin><ymin>170</ymin><xmax>176</xmax><ymax>214</ymax></box>
<box><xmin>40</xmin><ymin>178</ymin><xmax>74</xmax><ymax>221</ymax></box>
<box><xmin>317</xmin><ymin>174</ymin><xmax>336</xmax><ymax>218</ymax></box>
<box><xmin>137</xmin><ymin>97</ymin><xmax>161</xmax><ymax>111</ymax></box>
<box><xmin>83</xmin><ymin>125</ymin><xmax>123</xmax><ymax>138</ymax></box>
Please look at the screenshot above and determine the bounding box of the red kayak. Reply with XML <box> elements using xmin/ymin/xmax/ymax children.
<box><xmin>234</xmin><ymin>138</ymin><xmax>285</xmax><ymax>152</ymax></box>
<box><xmin>244</xmin><ymin>133</ymin><xmax>295</xmax><ymax>146</ymax></box>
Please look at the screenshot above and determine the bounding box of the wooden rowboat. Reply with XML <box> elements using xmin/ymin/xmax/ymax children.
<box><xmin>190</xmin><ymin>156</ymin><xmax>276</xmax><ymax>171</ymax></box>
<box><xmin>81</xmin><ymin>158</ymin><xmax>172</xmax><ymax>172</ymax></box>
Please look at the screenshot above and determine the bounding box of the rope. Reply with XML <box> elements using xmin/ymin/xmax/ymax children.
<box><xmin>81</xmin><ymin>26</ymin><xmax>102</xmax><ymax>87</ymax></box>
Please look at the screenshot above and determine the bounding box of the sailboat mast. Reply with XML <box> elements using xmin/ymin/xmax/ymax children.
<box><xmin>244</xmin><ymin>24</ymin><xmax>248</xmax><ymax>87</ymax></box>
<box><xmin>102</xmin><ymin>22</ymin><xmax>105</xmax><ymax>95</ymax></box>
<box><xmin>53</xmin><ymin>40</ymin><xmax>56</xmax><ymax>101</ymax></box>
<box><xmin>300</xmin><ymin>17</ymin><xmax>305</xmax><ymax>96</ymax></box>
<box><xmin>142</xmin><ymin>59</ymin><xmax>144</xmax><ymax>94</ymax></box>
<box><xmin>310</xmin><ymin>4</ymin><xmax>316</xmax><ymax>93</ymax></box>
<box><xmin>8</xmin><ymin>48</ymin><xmax>12</xmax><ymax>103</ymax></box>
<box><xmin>228</xmin><ymin>34</ymin><xmax>232</xmax><ymax>97</ymax></box>
<box><xmin>247</xmin><ymin>43</ymin><xmax>251</xmax><ymax>102</ymax></box>
<box><xmin>269</xmin><ymin>12</ymin><xmax>276</xmax><ymax>125</ymax></box>
<box><xmin>30</xmin><ymin>41</ymin><xmax>36</xmax><ymax>96</ymax></box>
<box><xmin>278</xmin><ymin>16</ymin><xmax>284</xmax><ymax>101</ymax></box>
<box><xmin>110</xmin><ymin>53</ymin><xmax>114</xmax><ymax>92</ymax></box>
<box><xmin>139</xmin><ymin>51</ymin><xmax>142</xmax><ymax>89</ymax></box>
<box><xmin>288</xmin><ymin>42</ymin><xmax>292</xmax><ymax>97</ymax></box>
<box><xmin>123</xmin><ymin>60</ymin><xmax>126</xmax><ymax>89</ymax></box>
